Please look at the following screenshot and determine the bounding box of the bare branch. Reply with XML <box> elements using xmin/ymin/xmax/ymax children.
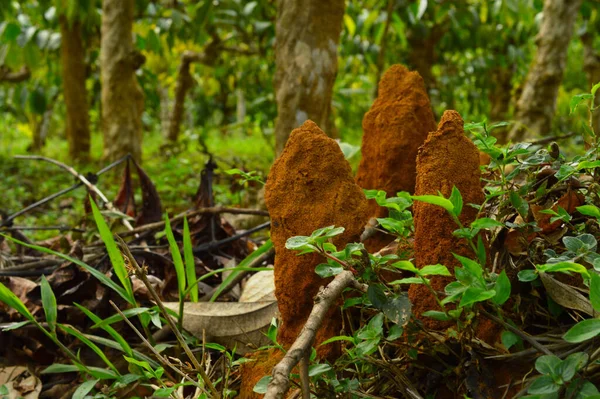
<box><xmin>264</xmin><ymin>270</ymin><xmax>365</xmax><ymax>399</ymax></box>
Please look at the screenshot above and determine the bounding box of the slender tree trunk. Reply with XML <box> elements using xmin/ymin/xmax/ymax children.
<box><xmin>406</xmin><ymin>22</ymin><xmax>446</xmax><ymax>96</ymax></box>
<box><xmin>582</xmin><ymin>33</ymin><xmax>600</xmax><ymax>135</ymax></box>
<box><xmin>167</xmin><ymin>55</ymin><xmax>193</xmax><ymax>142</ymax></box>
<box><xmin>489</xmin><ymin>66</ymin><xmax>513</xmax><ymax>143</ymax></box>
<box><xmin>274</xmin><ymin>0</ymin><xmax>345</xmax><ymax>154</ymax></box>
<box><xmin>508</xmin><ymin>0</ymin><xmax>583</xmax><ymax>142</ymax></box>
<box><xmin>101</xmin><ymin>0</ymin><xmax>145</xmax><ymax>162</ymax></box>
<box><xmin>60</xmin><ymin>17</ymin><xmax>90</xmax><ymax>161</ymax></box>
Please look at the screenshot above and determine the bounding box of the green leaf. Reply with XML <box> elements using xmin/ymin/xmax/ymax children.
<box><xmin>308</xmin><ymin>363</ymin><xmax>332</xmax><ymax>377</ymax></box>
<box><xmin>535</xmin><ymin>355</ymin><xmax>561</xmax><ymax>375</ymax></box>
<box><xmin>448</xmin><ymin>186</ymin><xmax>463</xmax><ymax>217</ymax></box>
<box><xmin>563</xmin><ymin>319</ymin><xmax>600</xmax><ymax>343</ymax></box>
<box><xmin>592</xmin><ymin>81</ymin><xmax>600</xmax><ymax>97</ymax></box>
<box><xmin>40</xmin><ymin>276</ymin><xmax>57</xmax><ymax>332</ymax></box>
<box><xmin>89</xmin><ymin>199</ymin><xmax>134</xmax><ymax>303</ymax></box>
<box><xmin>453</xmin><ymin>254</ymin><xmax>483</xmax><ymax>282</ymax></box>
<box><xmin>164</xmin><ymin>215</ymin><xmax>186</xmax><ymax>298</ymax></box>
<box><xmin>528</xmin><ymin>375</ymin><xmax>560</xmax><ymax>394</ymax></box>
<box><xmin>154</xmin><ymin>388</ymin><xmax>176</xmax><ymax>397</ymax></box>
<box><xmin>343</xmin><ymin>14</ymin><xmax>356</xmax><ymax>36</ymax></box>
<box><xmin>285</xmin><ymin>236</ymin><xmax>311</xmax><ymax>250</ymax></box>
<box><xmin>471</xmin><ymin>218</ymin><xmax>504</xmax><ymax>229</ymax></box>
<box><xmin>501</xmin><ymin>330</ymin><xmax>519</xmax><ymax>350</ymax></box>
<box><xmin>416</xmin><ymin>0</ymin><xmax>428</xmax><ymax>19</ymax></box>
<box><xmin>42</xmin><ymin>364</ymin><xmax>80</xmax><ymax>374</ymax></box>
<box><xmin>537</xmin><ymin>262</ymin><xmax>588</xmax><ymax>276</ymax></box>
<box><xmin>390</xmin><ymin>277</ymin><xmax>424</xmax><ymax>285</ymax></box>
<box><xmin>367</xmin><ymin>285</ymin><xmax>387</xmax><ymax>310</ymax></box>
<box><xmin>591</xmin><ymin>273</ymin><xmax>600</xmax><ymax>313</ymax></box>
<box><xmin>419</xmin><ymin>264</ymin><xmax>451</xmax><ymax>277</ymax></box>
<box><xmin>315</xmin><ymin>263</ymin><xmax>343</xmax><ymax>278</ymax></box>
<box><xmin>182</xmin><ymin>218</ymin><xmax>198</xmax><ymax>302</ymax></box>
<box><xmin>518</xmin><ymin>269</ymin><xmax>538</xmax><ymax>282</ymax></box>
<box><xmin>0</xmin><ymin>281</ymin><xmax>34</xmax><ymax>321</ymax></box>
<box><xmin>459</xmin><ymin>287</ymin><xmax>496</xmax><ymax>308</ymax></box>
<box><xmin>28</xmin><ymin>86</ymin><xmax>46</xmax><ymax>114</ymax></box>
<box><xmin>492</xmin><ymin>270</ymin><xmax>511</xmax><ymax>305</ymax></box>
<box><xmin>391</xmin><ymin>260</ymin><xmax>419</xmax><ymax>273</ymax></box>
<box><xmin>422</xmin><ymin>311</ymin><xmax>452</xmax><ymax>321</ymax></box>
<box><xmin>510</xmin><ymin>191</ymin><xmax>529</xmax><ymax>219</ymax></box>
<box><xmin>558</xmin><ymin>352</ymin><xmax>588</xmax><ymax>382</ymax></box>
<box><xmin>319</xmin><ymin>335</ymin><xmax>355</xmax><ymax>346</ymax></box>
<box><xmin>570</xmin><ymin>93</ymin><xmax>594</xmax><ymax>114</ymax></box>
<box><xmin>410</xmin><ymin>195</ymin><xmax>454</xmax><ymax>213</ymax></box>
<box><xmin>73</xmin><ymin>379</ymin><xmax>98</xmax><ymax>399</ymax></box>
<box><xmin>59</xmin><ymin>324</ymin><xmax>120</xmax><ymax>375</ymax></box>
<box><xmin>577</xmin><ymin>205</ymin><xmax>600</xmax><ymax>219</ymax></box>
<box><xmin>75</xmin><ymin>303</ymin><xmax>133</xmax><ymax>358</ymax></box>
<box><xmin>253</xmin><ymin>375</ymin><xmax>272</xmax><ymax>394</ymax></box>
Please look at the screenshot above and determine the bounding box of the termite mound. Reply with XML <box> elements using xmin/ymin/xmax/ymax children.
<box><xmin>408</xmin><ymin>110</ymin><xmax>485</xmax><ymax>329</ymax></box>
<box><xmin>264</xmin><ymin>120</ymin><xmax>370</xmax><ymax>356</ymax></box>
<box><xmin>356</xmin><ymin>64</ymin><xmax>436</xmax><ymax>251</ymax></box>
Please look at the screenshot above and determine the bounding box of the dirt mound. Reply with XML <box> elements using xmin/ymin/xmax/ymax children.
<box><xmin>408</xmin><ymin>111</ymin><xmax>485</xmax><ymax>329</ymax></box>
<box><xmin>265</xmin><ymin>120</ymin><xmax>370</xmax><ymax>356</ymax></box>
<box><xmin>356</xmin><ymin>65</ymin><xmax>436</xmax><ymax>212</ymax></box>
<box><xmin>356</xmin><ymin>65</ymin><xmax>436</xmax><ymax>251</ymax></box>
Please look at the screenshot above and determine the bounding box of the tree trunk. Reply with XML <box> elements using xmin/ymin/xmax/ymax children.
<box><xmin>582</xmin><ymin>33</ymin><xmax>600</xmax><ymax>136</ymax></box>
<box><xmin>508</xmin><ymin>0</ymin><xmax>583</xmax><ymax>142</ymax></box>
<box><xmin>60</xmin><ymin>17</ymin><xmax>90</xmax><ymax>162</ymax></box>
<box><xmin>167</xmin><ymin>56</ymin><xmax>193</xmax><ymax>142</ymax></box>
<box><xmin>101</xmin><ymin>0</ymin><xmax>145</xmax><ymax>162</ymax></box>
<box><xmin>488</xmin><ymin>66</ymin><xmax>513</xmax><ymax>143</ymax></box>
<box><xmin>406</xmin><ymin>22</ymin><xmax>447</xmax><ymax>97</ymax></box>
<box><xmin>273</xmin><ymin>0</ymin><xmax>345</xmax><ymax>154</ymax></box>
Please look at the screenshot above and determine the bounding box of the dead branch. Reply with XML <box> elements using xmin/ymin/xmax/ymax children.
<box><xmin>264</xmin><ymin>270</ymin><xmax>366</xmax><ymax>399</ymax></box>
<box><xmin>0</xmin><ymin>66</ymin><xmax>30</xmax><ymax>82</ymax></box>
<box><xmin>192</xmin><ymin>221</ymin><xmax>270</xmax><ymax>254</ymax></box>
<box><xmin>116</xmin><ymin>236</ymin><xmax>220</xmax><ymax>398</ymax></box>
<box><xmin>13</xmin><ymin>155</ymin><xmax>135</xmax><ymax>231</ymax></box>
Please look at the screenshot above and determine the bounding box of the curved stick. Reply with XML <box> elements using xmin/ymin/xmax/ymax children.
<box><xmin>264</xmin><ymin>271</ymin><xmax>365</xmax><ymax>399</ymax></box>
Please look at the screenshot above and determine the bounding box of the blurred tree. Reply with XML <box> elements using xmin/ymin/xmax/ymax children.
<box><xmin>101</xmin><ymin>0</ymin><xmax>145</xmax><ymax>162</ymax></box>
<box><xmin>508</xmin><ymin>0</ymin><xmax>583</xmax><ymax>141</ymax></box>
<box><xmin>273</xmin><ymin>0</ymin><xmax>345</xmax><ymax>154</ymax></box>
<box><xmin>58</xmin><ymin>2</ymin><xmax>91</xmax><ymax>161</ymax></box>
<box><xmin>581</xmin><ymin>1</ymin><xmax>600</xmax><ymax>135</ymax></box>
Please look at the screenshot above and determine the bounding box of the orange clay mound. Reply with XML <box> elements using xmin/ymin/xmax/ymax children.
<box><xmin>356</xmin><ymin>65</ymin><xmax>436</xmax><ymax>251</ymax></box>
<box><xmin>237</xmin><ymin>348</ymin><xmax>284</xmax><ymax>399</ymax></box>
<box><xmin>408</xmin><ymin>111</ymin><xmax>485</xmax><ymax>329</ymax></box>
<box><xmin>264</xmin><ymin>120</ymin><xmax>370</xmax><ymax>357</ymax></box>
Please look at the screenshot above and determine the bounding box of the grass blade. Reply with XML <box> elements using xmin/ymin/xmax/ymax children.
<box><xmin>210</xmin><ymin>239</ymin><xmax>273</xmax><ymax>302</ymax></box>
<box><xmin>74</xmin><ymin>303</ymin><xmax>133</xmax><ymax>358</ymax></box>
<box><xmin>1</xmin><ymin>234</ymin><xmax>131</xmax><ymax>304</ymax></box>
<box><xmin>183</xmin><ymin>217</ymin><xmax>198</xmax><ymax>302</ymax></box>
<box><xmin>40</xmin><ymin>276</ymin><xmax>57</xmax><ymax>332</ymax></box>
<box><xmin>89</xmin><ymin>198</ymin><xmax>134</xmax><ymax>303</ymax></box>
<box><xmin>59</xmin><ymin>324</ymin><xmax>121</xmax><ymax>376</ymax></box>
<box><xmin>165</xmin><ymin>215</ymin><xmax>186</xmax><ymax>299</ymax></box>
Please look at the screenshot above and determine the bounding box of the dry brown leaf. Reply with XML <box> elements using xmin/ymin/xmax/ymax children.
<box><xmin>164</xmin><ymin>301</ymin><xmax>278</xmax><ymax>354</ymax></box>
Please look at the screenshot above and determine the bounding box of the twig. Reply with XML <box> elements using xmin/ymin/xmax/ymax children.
<box><xmin>199</xmin><ymin>248</ymin><xmax>274</xmax><ymax>301</ymax></box>
<box><xmin>192</xmin><ymin>221</ymin><xmax>271</xmax><ymax>254</ymax></box>
<box><xmin>1</xmin><ymin>225</ymin><xmax>85</xmax><ymax>233</ymax></box>
<box><xmin>480</xmin><ymin>309</ymin><xmax>555</xmax><ymax>356</ymax></box>
<box><xmin>14</xmin><ymin>155</ymin><xmax>134</xmax><ymax>231</ymax></box>
<box><xmin>88</xmin><ymin>207</ymin><xmax>269</xmax><ymax>245</ymax></box>
<box><xmin>108</xmin><ymin>301</ymin><xmax>206</xmax><ymax>393</ymax></box>
<box><xmin>264</xmin><ymin>271</ymin><xmax>365</xmax><ymax>399</ymax></box>
<box><xmin>3</xmin><ymin>155</ymin><xmax>128</xmax><ymax>227</ymax></box>
<box><xmin>116</xmin><ymin>236</ymin><xmax>220</xmax><ymax>398</ymax></box>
